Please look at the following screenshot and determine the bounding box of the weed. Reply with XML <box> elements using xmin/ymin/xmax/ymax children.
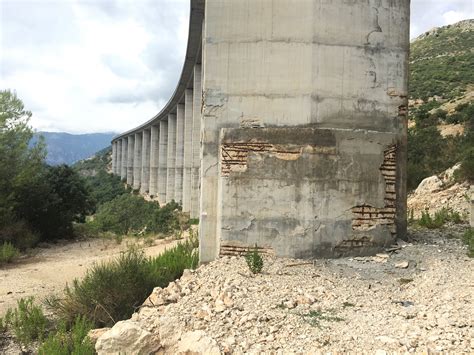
<box><xmin>0</xmin><ymin>242</ymin><xmax>20</xmax><ymax>264</ymax></box>
<box><xmin>245</xmin><ymin>244</ymin><xmax>264</xmax><ymax>274</ymax></box>
<box><xmin>4</xmin><ymin>297</ymin><xmax>48</xmax><ymax>346</ymax></box>
<box><xmin>302</xmin><ymin>309</ymin><xmax>344</xmax><ymax>328</ymax></box>
<box><xmin>398</xmin><ymin>278</ymin><xmax>414</xmax><ymax>285</ymax></box>
<box><xmin>189</xmin><ymin>218</ymin><xmax>199</xmax><ymax>225</ymax></box>
<box><xmin>38</xmin><ymin>316</ymin><xmax>94</xmax><ymax>355</ymax></box>
<box><xmin>462</xmin><ymin>228</ymin><xmax>474</xmax><ymax>258</ymax></box>
<box><xmin>418</xmin><ymin>207</ymin><xmax>463</xmax><ymax>229</ymax></box>
<box><xmin>342</xmin><ymin>302</ymin><xmax>355</xmax><ymax>308</ymax></box>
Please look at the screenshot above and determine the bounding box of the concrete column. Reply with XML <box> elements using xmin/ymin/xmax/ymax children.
<box><xmin>116</xmin><ymin>140</ymin><xmax>122</xmax><ymax>177</ymax></box>
<box><xmin>121</xmin><ymin>138</ymin><xmax>127</xmax><ymax>180</ymax></box>
<box><xmin>149</xmin><ymin>125</ymin><xmax>160</xmax><ymax>197</ymax></box>
<box><xmin>133</xmin><ymin>132</ymin><xmax>142</xmax><ymax>190</ymax></box>
<box><xmin>166</xmin><ymin>114</ymin><xmax>176</xmax><ymax>203</ymax></box>
<box><xmin>158</xmin><ymin>120</ymin><xmax>168</xmax><ymax>204</ymax></box>
<box><xmin>126</xmin><ymin>135</ymin><xmax>134</xmax><ymax>186</ymax></box>
<box><xmin>191</xmin><ymin>64</ymin><xmax>202</xmax><ymax>219</ymax></box>
<box><xmin>175</xmin><ymin>104</ymin><xmax>185</xmax><ymax>204</ymax></box>
<box><xmin>141</xmin><ymin>129</ymin><xmax>151</xmax><ymax>193</ymax></box>
<box><xmin>112</xmin><ymin>142</ymin><xmax>117</xmax><ymax>174</ymax></box>
<box><xmin>182</xmin><ymin>89</ymin><xmax>193</xmax><ymax>213</ymax></box>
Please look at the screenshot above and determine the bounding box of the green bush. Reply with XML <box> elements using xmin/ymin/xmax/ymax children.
<box><xmin>38</xmin><ymin>316</ymin><xmax>94</xmax><ymax>355</ymax></box>
<box><xmin>462</xmin><ymin>228</ymin><xmax>474</xmax><ymax>258</ymax></box>
<box><xmin>92</xmin><ymin>194</ymin><xmax>180</xmax><ymax>235</ymax></box>
<box><xmin>418</xmin><ymin>207</ymin><xmax>463</xmax><ymax>229</ymax></box>
<box><xmin>0</xmin><ymin>242</ymin><xmax>20</xmax><ymax>264</ymax></box>
<box><xmin>50</xmin><ymin>236</ymin><xmax>198</xmax><ymax>328</ymax></box>
<box><xmin>245</xmin><ymin>244</ymin><xmax>264</xmax><ymax>274</ymax></box>
<box><xmin>0</xmin><ymin>220</ymin><xmax>39</xmax><ymax>250</ymax></box>
<box><xmin>4</xmin><ymin>297</ymin><xmax>48</xmax><ymax>346</ymax></box>
<box><xmin>84</xmin><ymin>170</ymin><xmax>130</xmax><ymax>208</ymax></box>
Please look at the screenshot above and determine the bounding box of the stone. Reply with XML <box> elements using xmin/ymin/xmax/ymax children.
<box><xmin>87</xmin><ymin>328</ymin><xmax>110</xmax><ymax>346</ymax></box>
<box><xmin>176</xmin><ymin>330</ymin><xmax>221</xmax><ymax>355</ymax></box>
<box><xmin>95</xmin><ymin>320</ymin><xmax>160</xmax><ymax>355</ymax></box>
<box><xmin>395</xmin><ymin>261</ymin><xmax>409</xmax><ymax>269</ymax></box>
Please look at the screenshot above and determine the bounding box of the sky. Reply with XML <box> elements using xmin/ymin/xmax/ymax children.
<box><xmin>0</xmin><ymin>0</ymin><xmax>473</xmax><ymax>134</ymax></box>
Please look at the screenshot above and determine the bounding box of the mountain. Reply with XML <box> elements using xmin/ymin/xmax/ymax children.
<box><xmin>407</xmin><ymin>19</ymin><xmax>473</xmax><ymax>190</ymax></box>
<box><xmin>410</xmin><ymin>19</ymin><xmax>473</xmax><ymax>102</ymax></box>
<box><xmin>32</xmin><ymin>132</ymin><xmax>117</xmax><ymax>166</ymax></box>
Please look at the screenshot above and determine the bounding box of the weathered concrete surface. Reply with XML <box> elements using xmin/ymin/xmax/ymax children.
<box><xmin>133</xmin><ymin>132</ymin><xmax>142</xmax><ymax>191</ymax></box>
<box><xmin>158</xmin><ymin>120</ymin><xmax>169</xmax><ymax>204</ymax></box>
<box><xmin>183</xmin><ymin>89</ymin><xmax>194</xmax><ymax>212</ymax></box>
<box><xmin>191</xmin><ymin>64</ymin><xmax>202</xmax><ymax>219</ymax></box>
<box><xmin>141</xmin><ymin>129</ymin><xmax>150</xmax><ymax>193</ymax></box>
<box><xmin>199</xmin><ymin>0</ymin><xmax>409</xmax><ymax>261</ymax></box>
<box><xmin>166</xmin><ymin>114</ymin><xmax>176</xmax><ymax>203</ymax></box>
<box><xmin>126</xmin><ymin>135</ymin><xmax>134</xmax><ymax>186</ymax></box>
<box><xmin>149</xmin><ymin>125</ymin><xmax>159</xmax><ymax>197</ymax></box>
<box><xmin>116</xmin><ymin>140</ymin><xmax>122</xmax><ymax>178</ymax></box>
<box><xmin>175</xmin><ymin>104</ymin><xmax>185</xmax><ymax>204</ymax></box>
<box><xmin>120</xmin><ymin>138</ymin><xmax>127</xmax><ymax>180</ymax></box>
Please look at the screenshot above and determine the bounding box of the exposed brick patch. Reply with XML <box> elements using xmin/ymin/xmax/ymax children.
<box><xmin>220</xmin><ymin>242</ymin><xmax>274</xmax><ymax>257</ymax></box>
<box><xmin>351</xmin><ymin>145</ymin><xmax>397</xmax><ymax>235</ymax></box>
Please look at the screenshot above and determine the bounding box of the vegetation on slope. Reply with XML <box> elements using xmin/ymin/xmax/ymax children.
<box><xmin>407</xmin><ymin>20</ymin><xmax>474</xmax><ymax>189</ymax></box>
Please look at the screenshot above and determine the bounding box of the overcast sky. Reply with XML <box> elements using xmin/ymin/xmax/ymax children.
<box><xmin>1</xmin><ymin>0</ymin><xmax>473</xmax><ymax>134</ymax></box>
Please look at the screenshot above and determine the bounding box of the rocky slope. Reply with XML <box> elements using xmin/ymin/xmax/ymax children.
<box><xmin>408</xmin><ymin>164</ymin><xmax>471</xmax><ymax>219</ymax></box>
<box><xmin>92</xmin><ymin>227</ymin><xmax>473</xmax><ymax>354</ymax></box>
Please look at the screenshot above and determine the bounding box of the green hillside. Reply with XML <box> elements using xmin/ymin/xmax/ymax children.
<box><xmin>407</xmin><ymin>19</ymin><xmax>473</xmax><ymax>190</ymax></box>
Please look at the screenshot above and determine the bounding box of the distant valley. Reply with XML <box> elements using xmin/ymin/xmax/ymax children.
<box><xmin>31</xmin><ymin>131</ymin><xmax>117</xmax><ymax>165</ymax></box>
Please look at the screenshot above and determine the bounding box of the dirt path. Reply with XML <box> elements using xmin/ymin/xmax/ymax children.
<box><xmin>0</xmin><ymin>237</ymin><xmax>178</xmax><ymax>316</ymax></box>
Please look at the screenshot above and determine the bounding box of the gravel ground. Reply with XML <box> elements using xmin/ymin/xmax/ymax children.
<box><xmin>125</xmin><ymin>225</ymin><xmax>473</xmax><ymax>354</ymax></box>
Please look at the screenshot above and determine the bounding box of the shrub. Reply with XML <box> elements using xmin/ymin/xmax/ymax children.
<box><xmin>38</xmin><ymin>316</ymin><xmax>94</xmax><ymax>355</ymax></box>
<box><xmin>4</xmin><ymin>297</ymin><xmax>48</xmax><ymax>346</ymax></box>
<box><xmin>0</xmin><ymin>220</ymin><xmax>39</xmax><ymax>250</ymax></box>
<box><xmin>92</xmin><ymin>194</ymin><xmax>180</xmax><ymax>236</ymax></box>
<box><xmin>51</xmin><ymin>236</ymin><xmax>198</xmax><ymax>328</ymax></box>
<box><xmin>0</xmin><ymin>242</ymin><xmax>20</xmax><ymax>264</ymax></box>
<box><xmin>245</xmin><ymin>244</ymin><xmax>264</xmax><ymax>274</ymax></box>
<box><xmin>462</xmin><ymin>228</ymin><xmax>474</xmax><ymax>258</ymax></box>
<box><xmin>418</xmin><ymin>207</ymin><xmax>463</xmax><ymax>229</ymax></box>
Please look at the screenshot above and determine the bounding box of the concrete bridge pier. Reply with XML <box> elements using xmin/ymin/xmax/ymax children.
<box><xmin>158</xmin><ymin>120</ymin><xmax>169</xmax><ymax>203</ymax></box>
<box><xmin>120</xmin><ymin>138</ymin><xmax>127</xmax><ymax>180</ymax></box>
<box><xmin>126</xmin><ymin>135</ymin><xmax>134</xmax><ymax>186</ymax></box>
<box><xmin>149</xmin><ymin>125</ymin><xmax>159</xmax><ymax>197</ymax></box>
<box><xmin>132</xmin><ymin>132</ymin><xmax>142</xmax><ymax>191</ymax></box>
<box><xmin>166</xmin><ymin>114</ymin><xmax>176</xmax><ymax>203</ymax></box>
<box><xmin>190</xmin><ymin>64</ymin><xmax>201</xmax><ymax>219</ymax></box>
<box><xmin>141</xmin><ymin>129</ymin><xmax>150</xmax><ymax>193</ymax></box>
<box><xmin>183</xmin><ymin>89</ymin><xmax>193</xmax><ymax>213</ymax></box>
<box><xmin>175</xmin><ymin>104</ymin><xmax>185</xmax><ymax>204</ymax></box>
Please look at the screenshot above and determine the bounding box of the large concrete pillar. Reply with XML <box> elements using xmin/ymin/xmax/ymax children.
<box><xmin>133</xmin><ymin>132</ymin><xmax>142</xmax><ymax>190</ymax></box>
<box><xmin>121</xmin><ymin>138</ymin><xmax>127</xmax><ymax>180</ymax></box>
<box><xmin>141</xmin><ymin>129</ymin><xmax>151</xmax><ymax>194</ymax></box>
<box><xmin>166</xmin><ymin>114</ymin><xmax>177</xmax><ymax>203</ymax></box>
<box><xmin>158</xmin><ymin>120</ymin><xmax>168</xmax><ymax>204</ymax></box>
<box><xmin>182</xmin><ymin>89</ymin><xmax>193</xmax><ymax>213</ymax></box>
<box><xmin>126</xmin><ymin>135</ymin><xmax>134</xmax><ymax>186</ymax></box>
<box><xmin>116</xmin><ymin>140</ymin><xmax>122</xmax><ymax>177</ymax></box>
<box><xmin>149</xmin><ymin>125</ymin><xmax>160</xmax><ymax>197</ymax></box>
<box><xmin>191</xmin><ymin>64</ymin><xmax>202</xmax><ymax>219</ymax></box>
<box><xmin>175</xmin><ymin>104</ymin><xmax>185</xmax><ymax>205</ymax></box>
<box><xmin>112</xmin><ymin>142</ymin><xmax>117</xmax><ymax>174</ymax></box>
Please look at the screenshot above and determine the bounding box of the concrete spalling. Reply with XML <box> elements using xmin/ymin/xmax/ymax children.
<box><xmin>111</xmin><ymin>0</ymin><xmax>410</xmax><ymax>262</ymax></box>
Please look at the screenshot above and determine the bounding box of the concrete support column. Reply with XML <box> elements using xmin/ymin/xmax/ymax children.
<box><xmin>121</xmin><ymin>138</ymin><xmax>127</xmax><ymax>180</ymax></box>
<box><xmin>191</xmin><ymin>64</ymin><xmax>202</xmax><ymax>219</ymax></box>
<box><xmin>116</xmin><ymin>140</ymin><xmax>122</xmax><ymax>177</ymax></box>
<box><xmin>158</xmin><ymin>120</ymin><xmax>168</xmax><ymax>204</ymax></box>
<box><xmin>112</xmin><ymin>142</ymin><xmax>117</xmax><ymax>174</ymax></box>
<box><xmin>175</xmin><ymin>104</ymin><xmax>185</xmax><ymax>205</ymax></box>
<box><xmin>182</xmin><ymin>89</ymin><xmax>193</xmax><ymax>213</ymax></box>
<box><xmin>141</xmin><ymin>129</ymin><xmax>151</xmax><ymax>193</ymax></box>
<box><xmin>149</xmin><ymin>125</ymin><xmax>159</xmax><ymax>197</ymax></box>
<box><xmin>126</xmin><ymin>135</ymin><xmax>134</xmax><ymax>186</ymax></box>
<box><xmin>133</xmin><ymin>132</ymin><xmax>142</xmax><ymax>190</ymax></box>
<box><xmin>166</xmin><ymin>114</ymin><xmax>176</xmax><ymax>203</ymax></box>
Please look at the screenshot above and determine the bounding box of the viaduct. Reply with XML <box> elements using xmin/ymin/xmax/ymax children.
<box><xmin>111</xmin><ymin>0</ymin><xmax>410</xmax><ymax>263</ymax></box>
